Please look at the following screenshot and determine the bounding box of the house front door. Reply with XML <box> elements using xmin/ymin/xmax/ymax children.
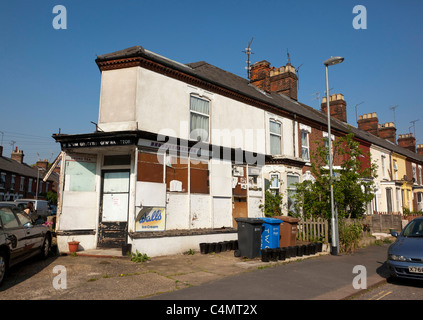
<box><xmin>98</xmin><ymin>170</ymin><xmax>130</xmax><ymax>248</ymax></box>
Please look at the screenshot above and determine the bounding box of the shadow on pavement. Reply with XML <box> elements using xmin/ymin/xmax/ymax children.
<box><xmin>0</xmin><ymin>245</ymin><xmax>60</xmax><ymax>292</ymax></box>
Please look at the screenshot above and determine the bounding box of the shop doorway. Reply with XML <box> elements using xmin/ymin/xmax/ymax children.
<box><xmin>98</xmin><ymin>170</ymin><xmax>130</xmax><ymax>248</ymax></box>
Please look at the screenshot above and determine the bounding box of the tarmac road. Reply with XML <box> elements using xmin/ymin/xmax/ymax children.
<box><xmin>149</xmin><ymin>244</ymin><xmax>391</xmax><ymax>300</ymax></box>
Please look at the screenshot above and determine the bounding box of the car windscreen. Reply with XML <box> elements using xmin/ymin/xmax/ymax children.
<box><xmin>403</xmin><ymin>219</ymin><xmax>423</xmax><ymax>237</ymax></box>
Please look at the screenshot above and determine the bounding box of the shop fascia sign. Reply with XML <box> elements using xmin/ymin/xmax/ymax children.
<box><xmin>61</xmin><ymin>137</ymin><xmax>136</xmax><ymax>149</ymax></box>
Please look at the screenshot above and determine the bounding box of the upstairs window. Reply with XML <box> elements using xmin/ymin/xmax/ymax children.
<box><xmin>301</xmin><ymin>131</ymin><xmax>310</xmax><ymax>161</ymax></box>
<box><xmin>190</xmin><ymin>95</ymin><xmax>210</xmax><ymax>142</ymax></box>
<box><xmin>393</xmin><ymin>160</ymin><xmax>398</xmax><ymax>180</ymax></box>
<box><xmin>269</xmin><ymin>120</ymin><xmax>282</xmax><ymax>155</ymax></box>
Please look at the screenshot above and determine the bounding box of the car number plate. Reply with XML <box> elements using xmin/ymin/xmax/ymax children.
<box><xmin>408</xmin><ymin>266</ymin><xmax>423</xmax><ymax>274</ymax></box>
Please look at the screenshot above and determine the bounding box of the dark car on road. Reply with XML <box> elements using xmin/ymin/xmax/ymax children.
<box><xmin>0</xmin><ymin>204</ymin><xmax>52</xmax><ymax>285</ymax></box>
<box><xmin>388</xmin><ymin>217</ymin><xmax>423</xmax><ymax>280</ymax></box>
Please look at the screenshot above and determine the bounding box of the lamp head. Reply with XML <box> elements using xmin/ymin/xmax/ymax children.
<box><xmin>324</xmin><ymin>56</ymin><xmax>344</xmax><ymax>66</ymax></box>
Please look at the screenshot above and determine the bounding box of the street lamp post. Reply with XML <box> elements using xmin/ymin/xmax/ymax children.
<box><xmin>323</xmin><ymin>56</ymin><xmax>344</xmax><ymax>256</ymax></box>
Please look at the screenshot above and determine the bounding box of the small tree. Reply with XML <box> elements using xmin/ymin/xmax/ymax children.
<box><xmin>260</xmin><ymin>190</ymin><xmax>283</xmax><ymax>217</ymax></box>
<box><xmin>293</xmin><ymin>130</ymin><xmax>377</xmax><ymax>220</ymax></box>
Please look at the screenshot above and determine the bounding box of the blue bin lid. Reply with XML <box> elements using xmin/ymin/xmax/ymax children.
<box><xmin>259</xmin><ymin>217</ymin><xmax>283</xmax><ymax>224</ymax></box>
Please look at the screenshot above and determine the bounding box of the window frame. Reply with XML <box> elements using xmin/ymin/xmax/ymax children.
<box><xmin>301</xmin><ymin>130</ymin><xmax>310</xmax><ymax>161</ymax></box>
<box><xmin>269</xmin><ymin>173</ymin><xmax>280</xmax><ymax>189</ymax></box>
<box><xmin>189</xmin><ymin>95</ymin><xmax>210</xmax><ymax>143</ymax></box>
<box><xmin>269</xmin><ymin>119</ymin><xmax>282</xmax><ymax>156</ymax></box>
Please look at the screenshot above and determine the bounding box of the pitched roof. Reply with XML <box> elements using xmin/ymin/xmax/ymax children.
<box><xmin>0</xmin><ymin>156</ymin><xmax>57</xmax><ymax>182</ymax></box>
<box><xmin>96</xmin><ymin>46</ymin><xmax>423</xmax><ymax>163</ymax></box>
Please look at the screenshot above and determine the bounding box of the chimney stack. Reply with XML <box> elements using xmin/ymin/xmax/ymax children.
<box><xmin>269</xmin><ymin>63</ymin><xmax>298</xmax><ymax>100</ymax></box>
<box><xmin>250</xmin><ymin>60</ymin><xmax>298</xmax><ymax>100</ymax></box>
<box><xmin>11</xmin><ymin>147</ymin><xmax>24</xmax><ymax>164</ymax></box>
<box><xmin>417</xmin><ymin>144</ymin><xmax>423</xmax><ymax>156</ymax></box>
<box><xmin>398</xmin><ymin>133</ymin><xmax>416</xmax><ymax>153</ymax></box>
<box><xmin>357</xmin><ymin>112</ymin><xmax>379</xmax><ymax>137</ymax></box>
<box><xmin>0</xmin><ymin>145</ymin><xmax>3</xmax><ymax>157</ymax></box>
<box><xmin>378</xmin><ymin>122</ymin><xmax>397</xmax><ymax>144</ymax></box>
<box><xmin>321</xmin><ymin>94</ymin><xmax>347</xmax><ymax>123</ymax></box>
<box><xmin>36</xmin><ymin>159</ymin><xmax>49</xmax><ymax>170</ymax></box>
<box><xmin>250</xmin><ymin>60</ymin><xmax>271</xmax><ymax>93</ymax></box>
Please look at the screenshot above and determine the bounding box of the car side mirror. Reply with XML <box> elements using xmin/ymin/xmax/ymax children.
<box><xmin>390</xmin><ymin>230</ymin><xmax>398</xmax><ymax>238</ymax></box>
<box><xmin>23</xmin><ymin>222</ymin><xmax>33</xmax><ymax>228</ymax></box>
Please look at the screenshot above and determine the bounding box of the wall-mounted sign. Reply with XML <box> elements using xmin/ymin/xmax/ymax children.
<box><xmin>61</xmin><ymin>137</ymin><xmax>136</xmax><ymax>149</ymax></box>
<box><xmin>135</xmin><ymin>207</ymin><xmax>166</xmax><ymax>231</ymax></box>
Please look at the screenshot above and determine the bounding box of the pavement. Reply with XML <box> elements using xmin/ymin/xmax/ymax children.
<box><xmin>0</xmin><ymin>239</ymin><xmax>393</xmax><ymax>301</ymax></box>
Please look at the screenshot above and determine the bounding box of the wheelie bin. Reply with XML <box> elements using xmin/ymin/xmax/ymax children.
<box><xmin>259</xmin><ymin>217</ymin><xmax>283</xmax><ymax>249</ymax></box>
<box><xmin>234</xmin><ymin>218</ymin><xmax>264</xmax><ymax>259</ymax></box>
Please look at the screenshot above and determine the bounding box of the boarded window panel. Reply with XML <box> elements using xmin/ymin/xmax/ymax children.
<box><xmin>233</xmin><ymin>165</ymin><xmax>247</xmax><ymax>197</ymax></box>
<box><xmin>166</xmin><ymin>156</ymin><xmax>188</xmax><ymax>192</ymax></box>
<box><xmin>137</xmin><ymin>152</ymin><xmax>163</xmax><ymax>183</ymax></box>
<box><xmin>190</xmin><ymin>160</ymin><xmax>209</xmax><ymax>194</ymax></box>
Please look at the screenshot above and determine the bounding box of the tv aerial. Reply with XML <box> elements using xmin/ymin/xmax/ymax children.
<box><xmin>243</xmin><ymin>37</ymin><xmax>254</xmax><ymax>79</ymax></box>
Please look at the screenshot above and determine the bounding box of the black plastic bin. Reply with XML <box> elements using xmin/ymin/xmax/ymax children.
<box><xmin>234</xmin><ymin>218</ymin><xmax>264</xmax><ymax>259</ymax></box>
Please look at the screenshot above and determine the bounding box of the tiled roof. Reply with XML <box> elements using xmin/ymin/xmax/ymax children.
<box><xmin>96</xmin><ymin>46</ymin><xmax>423</xmax><ymax>163</ymax></box>
<box><xmin>0</xmin><ymin>156</ymin><xmax>57</xmax><ymax>182</ymax></box>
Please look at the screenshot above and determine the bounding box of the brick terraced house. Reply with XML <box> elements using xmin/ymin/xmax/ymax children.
<box><xmin>52</xmin><ymin>46</ymin><xmax>423</xmax><ymax>256</ymax></box>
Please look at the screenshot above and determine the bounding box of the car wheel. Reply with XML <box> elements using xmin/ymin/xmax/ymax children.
<box><xmin>0</xmin><ymin>252</ymin><xmax>7</xmax><ymax>286</ymax></box>
<box><xmin>40</xmin><ymin>235</ymin><xmax>51</xmax><ymax>259</ymax></box>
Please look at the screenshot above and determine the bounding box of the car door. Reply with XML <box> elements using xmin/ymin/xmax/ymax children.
<box><xmin>0</xmin><ymin>207</ymin><xmax>28</xmax><ymax>263</ymax></box>
<box><xmin>15</xmin><ymin>210</ymin><xmax>43</xmax><ymax>255</ymax></box>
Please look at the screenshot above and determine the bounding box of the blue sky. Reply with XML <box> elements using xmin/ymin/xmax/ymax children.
<box><xmin>1</xmin><ymin>0</ymin><xmax>422</xmax><ymax>165</ymax></box>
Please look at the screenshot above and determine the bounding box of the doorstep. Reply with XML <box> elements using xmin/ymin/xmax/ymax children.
<box><xmin>63</xmin><ymin>248</ymin><xmax>129</xmax><ymax>259</ymax></box>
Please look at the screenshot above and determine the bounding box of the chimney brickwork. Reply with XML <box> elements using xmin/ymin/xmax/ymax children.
<box><xmin>321</xmin><ymin>94</ymin><xmax>347</xmax><ymax>123</ymax></box>
<box><xmin>11</xmin><ymin>147</ymin><xmax>24</xmax><ymax>164</ymax></box>
<box><xmin>36</xmin><ymin>159</ymin><xmax>49</xmax><ymax>170</ymax></box>
<box><xmin>417</xmin><ymin>144</ymin><xmax>423</xmax><ymax>156</ymax></box>
<box><xmin>378</xmin><ymin>122</ymin><xmax>397</xmax><ymax>144</ymax></box>
<box><xmin>250</xmin><ymin>60</ymin><xmax>298</xmax><ymax>100</ymax></box>
<box><xmin>398</xmin><ymin>133</ymin><xmax>416</xmax><ymax>153</ymax></box>
<box><xmin>357</xmin><ymin>112</ymin><xmax>379</xmax><ymax>137</ymax></box>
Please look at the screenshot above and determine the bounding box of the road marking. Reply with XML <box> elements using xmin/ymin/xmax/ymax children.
<box><xmin>376</xmin><ymin>291</ymin><xmax>392</xmax><ymax>300</ymax></box>
<box><xmin>368</xmin><ymin>290</ymin><xmax>393</xmax><ymax>300</ymax></box>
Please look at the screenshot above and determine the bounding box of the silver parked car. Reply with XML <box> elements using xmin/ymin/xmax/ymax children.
<box><xmin>0</xmin><ymin>204</ymin><xmax>52</xmax><ymax>285</ymax></box>
<box><xmin>387</xmin><ymin>217</ymin><xmax>423</xmax><ymax>280</ymax></box>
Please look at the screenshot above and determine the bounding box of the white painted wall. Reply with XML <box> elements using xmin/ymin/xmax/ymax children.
<box><xmin>166</xmin><ymin>193</ymin><xmax>190</xmax><ymax>229</ymax></box>
<box><xmin>98</xmin><ymin>68</ymin><xmax>138</xmax><ymax>131</ymax></box>
<box><xmin>98</xmin><ymin>66</ymin><xmax>267</xmax><ymax>155</ymax></box>
<box><xmin>130</xmin><ymin>233</ymin><xmax>237</xmax><ymax>257</ymax></box>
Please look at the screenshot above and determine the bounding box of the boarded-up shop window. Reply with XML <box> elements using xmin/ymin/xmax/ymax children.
<box><xmin>64</xmin><ymin>154</ymin><xmax>97</xmax><ymax>192</ymax></box>
<box><xmin>137</xmin><ymin>151</ymin><xmax>163</xmax><ymax>183</ymax></box>
<box><xmin>166</xmin><ymin>155</ymin><xmax>188</xmax><ymax>192</ymax></box>
<box><xmin>190</xmin><ymin>160</ymin><xmax>209</xmax><ymax>194</ymax></box>
<box><xmin>232</xmin><ymin>165</ymin><xmax>247</xmax><ymax>197</ymax></box>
